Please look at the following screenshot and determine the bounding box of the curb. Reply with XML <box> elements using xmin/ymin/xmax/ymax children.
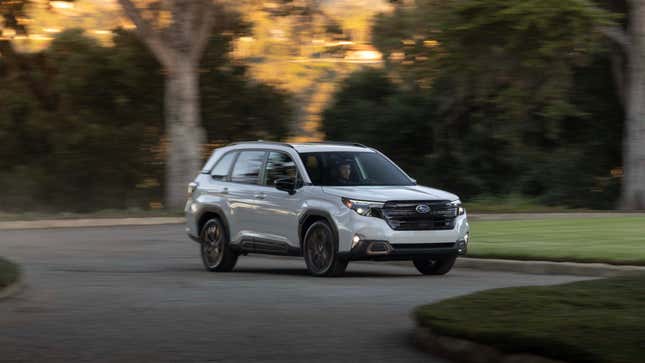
<box><xmin>468</xmin><ymin>212</ymin><xmax>645</xmax><ymax>221</ymax></box>
<box><xmin>415</xmin><ymin>326</ymin><xmax>568</xmax><ymax>363</ymax></box>
<box><xmin>0</xmin><ymin>217</ymin><xmax>185</xmax><ymax>230</ymax></box>
<box><xmin>0</xmin><ymin>277</ymin><xmax>24</xmax><ymax>301</ymax></box>
<box><xmin>455</xmin><ymin>257</ymin><xmax>645</xmax><ymax>277</ymax></box>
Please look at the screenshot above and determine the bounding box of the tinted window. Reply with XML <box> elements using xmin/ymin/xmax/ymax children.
<box><xmin>210</xmin><ymin>152</ymin><xmax>237</xmax><ymax>180</ymax></box>
<box><xmin>231</xmin><ymin>151</ymin><xmax>266</xmax><ymax>184</ymax></box>
<box><xmin>298</xmin><ymin>151</ymin><xmax>413</xmax><ymax>186</ymax></box>
<box><xmin>263</xmin><ymin>152</ymin><xmax>298</xmax><ymax>186</ymax></box>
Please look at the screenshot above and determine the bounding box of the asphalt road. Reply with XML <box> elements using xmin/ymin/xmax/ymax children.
<box><xmin>0</xmin><ymin>225</ymin><xmax>590</xmax><ymax>363</ymax></box>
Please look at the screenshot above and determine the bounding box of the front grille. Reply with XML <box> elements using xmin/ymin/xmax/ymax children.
<box><xmin>381</xmin><ymin>200</ymin><xmax>457</xmax><ymax>231</ymax></box>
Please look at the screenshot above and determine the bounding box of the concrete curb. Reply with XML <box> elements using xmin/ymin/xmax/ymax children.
<box><xmin>415</xmin><ymin>326</ymin><xmax>568</xmax><ymax>363</ymax></box>
<box><xmin>0</xmin><ymin>277</ymin><xmax>24</xmax><ymax>301</ymax></box>
<box><xmin>386</xmin><ymin>258</ymin><xmax>645</xmax><ymax>277</ymax></box>
<box><xmin>468</xmin><ymin>212</ymin><xmax>645</xmax><ymax>221</ymax></box>
<box><xmin>455</xmin><ymin>257</ymin><xmax>645</xmax><ymax>277</ymax></box>
<box><xmin>0</xmin><ymin>217</ymin><xmax>185</xmax><ymax>230</ymax></box>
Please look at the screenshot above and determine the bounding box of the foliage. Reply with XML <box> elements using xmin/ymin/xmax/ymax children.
<box><xmin>0</xmin><ymin>28</ymin><xmax>290</xmax><ymax>212</ymax></box>
<box><xmin>322</xmin><ymin>68</ymin><xmax>432</xmax><ymax>175</ymax></box>
<box><xmin>374</xmin><ymin>0</ymin><xmax>614</xmax><ymax>120</ymax></box>
<box><xmin>0</xmin><ymin>257</ymin><xmax>19</xmax><ymax>289</ymax></box>
<box><xmin>323</xmin><ymin>0</ymin><xmax>623</xmax><ymax>208</ymax></box>
<box><xmin>416</xmin><ymin>274</ymin><xmax>645</xmax><ymax>363</ymax></box>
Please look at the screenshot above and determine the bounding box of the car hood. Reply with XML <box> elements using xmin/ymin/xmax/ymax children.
<box><xmin>321</xmin><ymin>185</ymin><xmax>458</xmax><ymax>202</ymax></box>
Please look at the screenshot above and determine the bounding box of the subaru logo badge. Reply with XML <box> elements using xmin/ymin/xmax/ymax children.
<box><xmin>415</xmin><ymin>204</ymin><xmax>431</xmax><ymax>214</ymax></box>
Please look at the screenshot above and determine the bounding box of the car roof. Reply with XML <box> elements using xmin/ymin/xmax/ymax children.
<box><xmin>228</xmin><ymin>141</ymin><xmax>374</xmax><ymax>153</ymax></box>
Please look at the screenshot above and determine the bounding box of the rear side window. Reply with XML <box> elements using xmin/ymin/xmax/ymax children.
<box><xmin>231</xmin><ymin>151</ymin><xmax>266</xmax><ymax>184</ymax></box>
<box><xmin>263</xmin><ymin>152</ymin><xmax>298</xmax><ymax>186</ymax></box>
<box><xmin>210</xmin><ymin>152</ymin><xmax>237</xmax><ymax>180</ymax></box>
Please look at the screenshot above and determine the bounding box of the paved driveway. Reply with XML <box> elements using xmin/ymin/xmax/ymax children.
<box><xmin>0</xmin><ymin>225</ymin><xmax>590</xmax><ymax>362</ymax></box>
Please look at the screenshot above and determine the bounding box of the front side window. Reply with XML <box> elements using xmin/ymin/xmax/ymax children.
<box><xmin>298</xmin><ymin>151</ymin><xmax>413</xmax><ymax>186</ymax></box>
<box><xmin>210</xmin><ymin>151</ymin><xmax>237</xmax><ymax>180</ymax></box>
<box><xmin>231</xmin><ymin>151</ymin><xmax>266</xmax><ymax>184</ymax></box>
<box><xmin>263</xmin><ymin>152</ymin><xmax>298</xmax><ymax>186</ymax></box>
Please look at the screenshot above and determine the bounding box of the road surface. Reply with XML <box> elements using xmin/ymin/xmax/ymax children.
<box><xmin>0</xmin><ymin>225</ymin><xmax>590</xmax><ymax>362</ymax></box>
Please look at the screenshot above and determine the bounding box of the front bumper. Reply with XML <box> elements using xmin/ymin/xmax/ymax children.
<box><xmin>340</xmin><ymin>237</ymin><xmax>468</xmax><ymax>261</ymax></box>
<box><xmin>335</xmin><ymin>208</ymin><xmax>470</xmax><ymax>254</ymax></box>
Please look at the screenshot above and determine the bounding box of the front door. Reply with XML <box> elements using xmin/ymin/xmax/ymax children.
<box><xmin>256</xmin><ymin>151</ymin><xmax>304</xmax><ymax>248</ymax></box>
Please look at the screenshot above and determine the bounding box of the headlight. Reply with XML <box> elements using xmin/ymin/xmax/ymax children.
<box><xmin>342</xmin><ymin>198</ymin><xmax>384</xmax><ymax>217</ymax></box>
<box><xmin>450</xmin><ymin>200</ymin><xmax>466</xmax><ymax>216</ymax></box>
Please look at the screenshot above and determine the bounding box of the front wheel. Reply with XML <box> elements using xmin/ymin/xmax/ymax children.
<box><xmin>200</xmin><ymin>218</ymin><xmax>238</xmax><ymax>272</ymax></box>
<box><xmin>413</xmin><ymin>255</ymin><xmax>457</xmax><ymax>275</ymax></box>
<box><xmin>303</xmin><ymin>221</ymin><xmax>348</xmax><ymax>277</ymax></box>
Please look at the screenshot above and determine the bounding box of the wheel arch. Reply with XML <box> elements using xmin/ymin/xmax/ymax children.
<box><xmin>298</xmin><ymin>209</ymin><xmax>340</xmax><ymax>249</ymax></box>
<box><xmin>197</xmin><ymin>206</ymin><xmax>230</xmax><ymax>242</ymax></box>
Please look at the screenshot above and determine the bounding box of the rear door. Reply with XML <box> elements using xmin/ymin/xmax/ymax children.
<box><xmin>227</xmin><ymin>150</ymin><xmax>268</xmax><ymax>242</ymax></box>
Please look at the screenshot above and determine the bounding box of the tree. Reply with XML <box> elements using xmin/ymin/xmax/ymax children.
<box><xmin>116</xmin><ymin>0</ymin><xmax>221</xmax><ymax>209</ymax></box>
<box><xmin>372</xmin><ymin>0</ymin><xmax>645</xmax><ymax>207</ymax></box>
<box><xmin>0</xmin><ymin>0</ymin><xmax>60</xmax><ymax>110</ymax></box>
<box><xmin>600</xmin><ymin>1</ymin><xmax>645</xmax><ymax>209</ymax></box>
<box><xmin>0</xmin><ymin>28</ymin><xmax>291</xmax><ymax>212</ymax></box>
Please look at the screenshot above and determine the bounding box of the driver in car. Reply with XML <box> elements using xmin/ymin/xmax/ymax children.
<box><xmin>336</xmin><ymin>161</ymin><xmax>353</xmax><ymax>185</ymax></box>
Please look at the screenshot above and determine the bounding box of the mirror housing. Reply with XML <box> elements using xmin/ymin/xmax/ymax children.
<box><xmin>275</xmin><ymin>178</ymin><xmax>297</xmax><ymax>195</ymax></box>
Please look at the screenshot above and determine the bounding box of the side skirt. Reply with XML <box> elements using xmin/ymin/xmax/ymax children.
<box><xmin>231</xmin><ymin>238</ymin><xmax>302</xmax><ymax>257</ymax></box>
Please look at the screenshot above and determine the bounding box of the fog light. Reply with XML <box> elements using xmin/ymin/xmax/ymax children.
<box><xmin>457</xmin><ymin>238</ymin><xmax>468</xmax><ymax>256</ymax></box>
<box><xmin>352</xmin><ymin>235</ymin><xmax>361</xmax><ymax>248</ymax></box>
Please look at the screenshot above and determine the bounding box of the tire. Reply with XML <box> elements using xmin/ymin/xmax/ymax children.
<box><xmin>200</xmin><ymin>218</ymin><xmax>238</xmax><ymax>272</ymax></box>
<box><xmin>413</xmin><ymin>255</ymin><xmax>457</xmax><ymax>275</ymax></box>
<box><xmin>303</xmin><ymin>220</ymin><xmax>348</xmax><ymax>277</ymax></box>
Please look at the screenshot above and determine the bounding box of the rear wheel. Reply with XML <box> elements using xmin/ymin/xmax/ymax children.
<box><xmin>303</xmin><ymin>221</ymin><xmax>348</xmax><ymax>277</ymax></box>
<box><xmin>413</xmin><ymin>255</ymin><xmax>457</xmax><ymax>275</ymax></box>
<box><xmin>200</xmin><ymin>218</ymin><xmax>238</xmax><ymax>272</ymax></box>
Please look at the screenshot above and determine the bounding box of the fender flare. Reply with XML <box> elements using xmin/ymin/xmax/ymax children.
<box><xmin>298</xmin><ymin>209</ymin><xmax>340</xmax><ymax>248</ymax></box>
<box><xmin>196</xmin><ymin>205</ymin><xmax>231</xmax><ymax>242</ymax></box>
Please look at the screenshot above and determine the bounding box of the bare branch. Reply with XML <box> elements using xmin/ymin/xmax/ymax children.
<box><xmin>190</xmin><ymin>1</ymin><xmax>216</xmax><ymax>63</ymax></box>
<box><xmin>599</xmin><ymin>26</ymin><xmax>630</xmax><ymax>51</ymax></box>
<box><xmin>117</xmin><ymin>0</ymin><xmax>173</xmax><ymax>67</ymax></box>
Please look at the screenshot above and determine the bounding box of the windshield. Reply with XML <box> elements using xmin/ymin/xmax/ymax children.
<box><xmin>298</xmin><ymin>151</ymin><xmax>414</xmax><ymax>186</ymax></box>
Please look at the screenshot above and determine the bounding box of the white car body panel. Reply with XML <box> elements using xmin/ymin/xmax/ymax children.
<box><xmin>185</xmin><ymin>141</ymin><xmax>470</xmax><ymax>261</ymax></box>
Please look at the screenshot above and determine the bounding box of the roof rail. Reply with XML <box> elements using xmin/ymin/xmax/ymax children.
<box><xmin>300</xmin><ymin>141</ymin><xmax>369</xmax><ymax>148</ymax></box>
<box><xmin>229</xmin><ymin>140</ymin><xmax>295</xmax><ymax>148</ymax></box>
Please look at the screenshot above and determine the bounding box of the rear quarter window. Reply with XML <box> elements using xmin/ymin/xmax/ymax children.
<box><xmin>210</xmin><ymin>152</ymin><xmax>237</xmax><ymax>181</ymax></box>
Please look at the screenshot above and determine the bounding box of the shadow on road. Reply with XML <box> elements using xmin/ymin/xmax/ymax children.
<box><xmin>233</xmin><ymin>266</ymin><xmax>422</xmax><ymax>278</ymax></box>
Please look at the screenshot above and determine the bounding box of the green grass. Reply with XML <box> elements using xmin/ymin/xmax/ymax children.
<box><xmin>469</xmin><ymin>216</ymin><xmax>645</xmax><ymax>265</ymax></box>
<box><xmin>415</xmin><ymin>275</ymin><xmax>645</xmax><ymax>363</ymax></box>
<box><xmin>0</xmin><ymin>258</ymin><xmax>19</xmax><ymax>290</ymax></box>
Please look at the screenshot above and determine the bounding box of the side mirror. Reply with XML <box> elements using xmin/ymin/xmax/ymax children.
<box><xmin>275</xmin><ymin>178</ymin><xmax>296</xmax><ymax>195</ymax></box>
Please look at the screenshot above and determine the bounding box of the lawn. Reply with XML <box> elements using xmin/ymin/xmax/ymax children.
<box><xmin>469</xmin><ymin>216</ymin><xmax>645</xmax><ymax>265</ymax></box>
<box><xmin>0</xmin><ymin>257</ymin><xmax>19</xmax><ymax>290</ymax></box>
<box><xmin>415</xmin><ymin>275</ymin><xmax>645</xmax><ymax>363</ymax></box>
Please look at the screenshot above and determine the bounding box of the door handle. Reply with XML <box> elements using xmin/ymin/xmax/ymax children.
<box><xmin>254</xmin><ymin>192</ymin><xmax>266</xmax><ymax>200</ymax></box>
<box><xmin>220</xmin><ymin>187</ymin><xmax>229</xmax><ymax>194</ymax></box>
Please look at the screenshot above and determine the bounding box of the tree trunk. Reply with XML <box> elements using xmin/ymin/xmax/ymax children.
<box><xmin>623</xmin><ymin>0</ymin><xmax>645</xmax><ymax>209</ymax></box>
<box><xmin>164</xmin><ymin>59</ymin><xmax>206</xmax><ymax>210</ymax></box>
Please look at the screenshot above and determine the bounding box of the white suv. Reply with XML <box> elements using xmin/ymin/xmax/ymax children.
<box><xmin>185</xmin><ymin>141</ymin><xmax>470</xmax><ymax>276</ymax></box>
